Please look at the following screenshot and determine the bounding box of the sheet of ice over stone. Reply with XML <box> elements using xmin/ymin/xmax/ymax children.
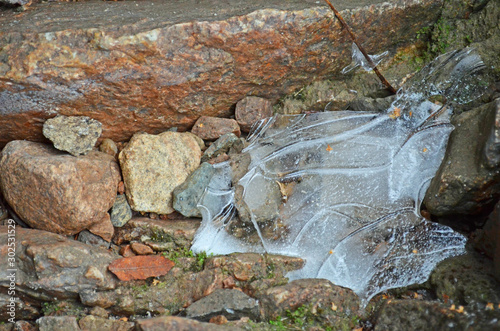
<box><xmin>191</xmin><ymin>49</ymin><xmax>487</xmax><ymax>304</ymax></box>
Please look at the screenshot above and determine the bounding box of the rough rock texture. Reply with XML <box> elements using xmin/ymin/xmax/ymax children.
<box><xmin>374</xmin><ymin>299</ymin><xmax>500</xmax><ymax>331</ymax></box>
<box><xmin>119</xmin><ymin>131</ymin><xmax>201</xmax><ymax>214</ymax></box>
<box><xmin>474</xmin><ymin>200</ymin><xmax>500</xmax><ymax>281</ymax></box>
<box><xmin>173</xmin><ymin>162</ymin><xmax>216</xmax><ymax>218</ymax></box>
<box><xmin>135</xmin><ymin>316</ymin><xmax>230</xmax><ymax>331</ymax></box>
<box><xmin>201</xmin><ymin>133</ymin><xmax>239</xmax><ymax>163</ymax></box>
<box><xmin>37</xmin><ymin>316</ymin><xmax>79</xmax><ymax>331</ymax></box>
<box><xmin>78</xmin><ymin>315</ymin><xmax>134</xmax><ymax>331</ymax></box>
<box><xmin>77</xmin><ymin>230</ymin><xmax>111</xmax><ymax>249</ymax></box>
<box><xmin>191</xmin><ymin>116</ymin><xmax>241</xmax><ymax>141</ymax></box>
<box><xmin>258</xmin><ymin>278</ymin><xmax>360</xmax><ymax>327</ymax></box>
<box><xmin>185</xmin><ymin>289</ymin><xmax>260</xmax><ymax>322</ymax></box>
<box><xmin>235</xmin><ymin>96</ymin><xmax>273</xmax><ymax>132</ymax></box>
<box><xmin>42</xmin><ymin>115</ymin><xmax>102</xmax><ymax>156</ymax></box>
<box><xmin>428</xmin><ymin>252</ymin><xmax>500</xmax><ymax>305</ymax></box>
<box><xmin>425</xmin><ymin>100</ymin><xmax>500</xmax><ymax>216</ymax></box>
<box><xmin>112</xmin><ymin>217</ymin><xmax>201</xmax><ymax>250</ymax></box>
<box><xmin>0</xmin><ymin>141</ymin><xmax>120</xmax><ymax>239</ymax></box>
<box><xmin>0</xmin><ymin>227</ymin><xmax>118</xmax><ymax>321</ymax></box>
<box><xmin>79</xmin><ymin>253</ymin><xmax>303</xmax><ymax>317</ymax></box>
<box><xmin>110</xmin><ymin>194</ymin><xmax>133</xmax><ymax>228</ymax></box>
<box><xmin>99</xmin><ymin>138</ymin><xmax>119</xmax><ymax>159</ymax></box>
<box><xmin>0</xmin><ymin>0</ymin><xmax>445</xmax><ymax>147</ymax></box>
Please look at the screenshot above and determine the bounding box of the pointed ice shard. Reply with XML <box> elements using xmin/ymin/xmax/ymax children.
<box><xmin>191</xmin><ymin>48</ymin><xmax>487</xmax><ymax>305</ymax></box>
<box><xmin>341</xmin><ymin>43</ymin><xmax>389</xmax><ymax>74</ymax></box>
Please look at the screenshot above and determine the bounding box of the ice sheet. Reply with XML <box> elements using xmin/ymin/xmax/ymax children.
<box><xmin>191</xmin><ymin>48</ymin><xmax>486</xmax><ymax>304</ymax></box>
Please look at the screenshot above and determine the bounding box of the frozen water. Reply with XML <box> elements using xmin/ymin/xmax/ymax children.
<box><xmin>341</xmin><ymin>43</ymin><xmax>389</xmax><ymax>74</ymax></box>
<box><xmin>191</xmin><ymin>48</ymin><xmax>486</xmax><ymax>305</ymax></box>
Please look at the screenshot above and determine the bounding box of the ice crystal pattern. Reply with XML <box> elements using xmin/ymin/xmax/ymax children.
<box><xmin>192</xmin><ymin>49</ymin><xmax>486</xmax><ymax>304</ymax></box>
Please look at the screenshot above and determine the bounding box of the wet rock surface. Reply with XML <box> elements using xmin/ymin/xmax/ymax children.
<box><xmin>42</xmin><ymin>115</ymin><xmax>102</xmax><ymax>156</ymax></box>
<box><xmin>0</xmin><ymin>0</ymin><xmax>444</xmax><ymax>147</ymax></box>
<box><xmin>0</xmin><ymin>141</ymin><xmax>120</xmax><ymax>238</ymax></box>
<box><xmin>235</xmin><ymin>96</ymin><xmax>274</xmax><ymax>133</ymax></box>
<box><xmin>425</xmin><ymin>99</ymin><xmax>500</xmax><ymax>217</ymax></box>
<box><xmin>119</xmin><ymin>131</ymin><xmax>201</xmax><ymax>214</ymax></box>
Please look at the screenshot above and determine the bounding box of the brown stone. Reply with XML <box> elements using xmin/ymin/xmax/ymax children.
<box><xmin>0</xmin><ymin>141</ymin><xmax>120</xmax><ymax>238</ymax></box>
<box><xmin>258</xmin><ymin>278</ymin><xmax>360</xmax><ymax>323</ymax></box>
<box><xmin>130</xmin><ymin>242</ymin><xmax>155</xmax><ymax>255</ymax></box>
<box><xmin>235</xmin><ymin>96</ymin><xmax>273</xmax><ymax>132</ymax></box>
<box><xmin>209</xmin><ymin>315</ymin><xmax>228</xmax><ymax>325</ymax></box>
<box><xmin>0</xmin><ymin>0</ymin><xmax>443</xmax><ymax>148</ymax></box>
<box><xmin>119</xmin><ymin>244</ymin><xmax>136</xmax><ymax>258</ymax></box>
<box><xmin>191</xmin><ymin>116</ymin><xmax>241</xmax><ymax>141</ymax></box>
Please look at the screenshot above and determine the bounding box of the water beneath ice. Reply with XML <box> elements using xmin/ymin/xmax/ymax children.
<box><xmin>191</xmin><ymin>48</ymin><xmax>487</xmax><ymax>305</ymax></box>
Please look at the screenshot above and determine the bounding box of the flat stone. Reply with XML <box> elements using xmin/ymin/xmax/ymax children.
<box><xmin>119</xmin><ymin>131</ymin><xmax>201</xmax><ymax>214</ymax></box>
<box><xmin>235</xmin><ymin>96</ymin><xmax>273</xmax><ymax>132</ymax></box>
<box><xmin>110</xmin><ymin>194</ymin><xmax>133</xmax><ymax>227</ymax></box>
<box><xmin>135</xmin><ymin>316</ymin><xmax>230</xmax><ymax>331</ymax></box>
<box><xmin>78</xmin><ymin>230</ymin><xmax>111</xmax><ymax>249</ymax></box>
<box><xmin>173</xmin><ymin>162</ymin><xmax>216</xmax><ymax>218</ymax></box>
<box><xmin>186</xmin><ymin>289</ymin><xmax>260</xmax><ymax>322</ymax></box>
<box><xmin>425</xmin><ymin>100</ymin><xmax>500</xmax><ymax>216</ymax></box>
<box><xmin>0</xmin><ymin>141</ymin><xmax>120</xmax><ymax>238</ymax></box>
<box><xmin>37</xmin><ymin>316</ymin><xmax>79</xmax><ymax>331</ymax></box>
<box><xmin>191</xmin><ymin>116</ymin><xmax>241</xmax><ymax>141</ymax></box>
<box><xmin>0</xmin><ymin>0</ymin><xmax>444</xmax><ymax>147</ymax></box>
<box><xmin>43</xmin><ymin>115</ymin><xmax>102</xmax><ymax>156</ymax></box>
<box><xmin>112</xmin><ymin>217</ymin><xmax>201</xmax><ymax>249</ymax></box>
<box><xmin>130</xmin><ymin>242</ymin><xmax>155</xmax><ymax>255</ymax></box>
<box><xmin>0</xmin><ymin>227</ymin><xmax>118</xmax><ymax>318</ymax></box>
<box><xmin>78</xmin><ymin>315</ymin><xmax>134</xmax><ymax>331</ymax></box>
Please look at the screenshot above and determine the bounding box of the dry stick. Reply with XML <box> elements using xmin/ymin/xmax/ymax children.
<box><xmin>323</xmin><ymin>0</ymin><xmax>397</xmax><ymax>94</ymax></box>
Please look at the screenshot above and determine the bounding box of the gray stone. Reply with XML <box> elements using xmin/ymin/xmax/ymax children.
<box><xmin>0</xmin><ymin>0</ymin><xmax>30</xmax><ymax>6</ymax></box>
<box><xmin>37</xmin><ymin>316</ymin><xmax>79</xmax><ymax>331</ymax></box>
<box><xmin>173</xmin><ymin>163</ymin><xmax>216</xmax><ymax>218</ymax></box>
<box><xmin>78</xmin><ymin>230</ymin><xmax>111</xmax><ymax>249</ymax></box>
<box><xmin>425</xmin><ymin>100</ymin><xmax>500</xmax><ymax>216</ymax></box>
<box><xmin>119</xmin><ymin>131</ymin><xmax>201</xmax><ymax>214</ymax></box>
<box><xmin>43</xmin><ymin>115</ymin><xmax>102</xmax><ymax>156</ymax></box>
<box><xmin>186</xmin><ymin>289</ymin><xmax>260</xmax><ymax>322</ymax></box>
<box><xmin>0</xmin><ymin>227</ymin><xmax>117</xmax><ymax>303</ymax></box>
<box><xmin>110</xmin><ymin>194</ymin><xmax>133</xmax><ymax>227</ymax></box>
<box><xmin>201</xmin><ymin>133</ymin><xmax>239</xmax><ymax>163</ymax></box>
<box><xmin>428</xmin><ymin>252</ymin><xmax>500</xmax><ymax>306</ymax></box>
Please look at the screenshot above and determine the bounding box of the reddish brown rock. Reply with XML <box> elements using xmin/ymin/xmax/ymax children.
<box><xmin>0</xmin><ymin>141</ymin><xmax>120</xmax><ymax>238</ymax></box>
<box><xmin>108</xmin><ymin>255</ymin><xmax>175</xmax><ymax>281</ymax></box>
<box><xmin>191</xmin><ymin>116</ymin><xmax>241</xmax><ymax>141</ymax></box>
<box><xmin>235</xmin><ymin>96</ymin><xmax>273</xmax><ymax>132</ymax></box>
<box><xmin>0</xmin><ymin>0</ymin><xmax>443</xmax><ymax>147</ymax></box>
<box><xmin>119</xmin><ymin>244</ymin><xmax>136</xmax><ymax>258</ymax></box>
<box><xmin>130</xmin><ymin>242</ymin><xmax>155</xmax><ymax>255</ymax></box>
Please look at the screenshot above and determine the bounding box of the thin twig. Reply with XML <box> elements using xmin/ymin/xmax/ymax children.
<box><xmin>323</xmin><ymin>0</ymin><xmax>397</xmax><ymax>94</ymax></box>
